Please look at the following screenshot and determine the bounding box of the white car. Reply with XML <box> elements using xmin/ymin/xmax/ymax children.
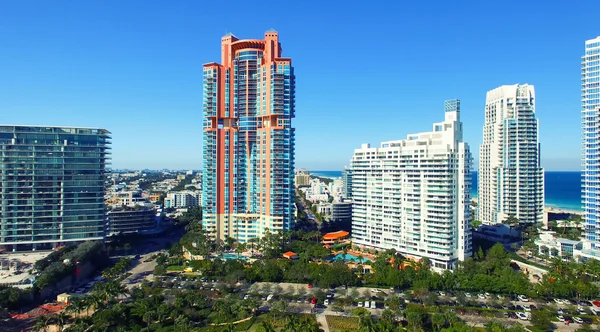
<box><xmin>357</xmin><ymin>302</ymin><xmax>363</xmax><ymax>307</ymax></box>
<box><xmin>465</xmin><ymin>293</ymin><xmax>472</xmax><ymax>298</ymax></box>
<box><xmin>478</xmin><ymin>294</ymin><xmax>486</xmax><ymax>300</ymax></box>
<box><xmin>243</xmin><ymin>295</ymin><xmax>250</xmax><ymax>300</ymax></box>
<box><xmin>554</xmin><ymin>298</ymin><xmax>563</xmax><ymax>304</ymax></box>
<box><xmin>371</xmin><ymin>289</ymin><xmax>379</xmax><ymax>293</ymax></box>
<box><xmin>557</xmin><ymin>315</ymin><xmax>565</xmax><ymax>322</ymax></box>
<box><xmin>324</xmin><ymin>299</ymin><xmax>330</xmax><ymax>305</ymax></box>
<box><xmin>573</xmin><ymin>317</ymin><xmax>584</xmax><ymax>324</ymax></box>
<box><xmin>364</xmin><ymin>301</ymin><xmax>370</xmax><ymax>308</ymax></box>
<box><xmin>516</xmin><ymin>312</ymin><xmax>530</xmax><ymax>321</ymax></box>
<box><xmin>517</xmin><ymin>295</ymin><xmax>529</xmax><ymax>302</ymax></box>
<box><xmin>439</xmin><ymin>291</ymin><xmax>446</xmax><ymax>296</ymax></box>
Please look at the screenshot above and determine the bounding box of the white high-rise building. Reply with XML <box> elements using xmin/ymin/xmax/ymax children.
<box><xmin>582</xmin><ymin>37</ymin><xmax>600</xmax><ymax>249</ymax></box>
<box><xmin>350</xmin><ymin>100</ymin><xmax>472</xmax><ymax>270</ymax></box>
<box><xmin>478</xmin><ymin>84</ymin><xmax>544</xmax><ymax>226</ymax></box>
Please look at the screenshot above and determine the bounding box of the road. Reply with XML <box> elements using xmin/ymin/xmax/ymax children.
<box><xmin>122</xmin><ymin>253</ymin><xmax>158</xmax><ymax>289</ymax></box>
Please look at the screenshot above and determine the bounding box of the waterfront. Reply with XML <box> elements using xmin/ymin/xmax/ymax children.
<box><xmin>310</xmin><ymin>170</ymin><xmax>582</xmax><ymax>212</ymax></box>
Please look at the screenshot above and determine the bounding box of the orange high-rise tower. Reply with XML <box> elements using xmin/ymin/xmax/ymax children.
<box><xmin>202</xmin><ymin>30</ymin><xmax>295</xmax><ymax>242</ymax></box>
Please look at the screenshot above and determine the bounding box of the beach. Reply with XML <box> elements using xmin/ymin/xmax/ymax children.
<box><xmin>471</xmin><ymin>197</ymin><xmax>583</xmax><ymax>216</ymax></box>
<box><xmin>310</xmin><ymin>170</ymin><xmax>584</xmax><ymax>214</ymax></box>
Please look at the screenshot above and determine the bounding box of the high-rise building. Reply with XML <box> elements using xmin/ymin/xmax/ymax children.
<box><xmin>350</xmin><ymin>100</ymin><xmax>472</xmax><ymax>270</ymax></box>
<box><xmin>0</xmin><ymin>125</ymin><xmax>111</xmax><ymax>251</ymax></box>
<box><xmin>583</xmin><ymin>37</ymin><xmax>600</xmax><ymax>248</ymax></box>
<box><xmin>202</xmin><ymin>30</ymin><xmax>295</xmax><ymax>242</ymax></box>
<box><xmin>341</xmin><ymin>166</ymin><xmax>352</xmax><ymax>199</ymax></box>
<box><xmin>478</xmin><ymin>84</ymin><xmax>544</xmax><ymax>226</ymax></box>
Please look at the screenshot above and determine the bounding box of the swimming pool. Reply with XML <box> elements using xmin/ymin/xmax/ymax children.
<box><xmin>219</xmin><ymin>253</ymin><xmax>248</xmax><ymax>261</ymax></box>
<box><xmin>330</xmin><ymin>253</ymin><xmax>371</xmax><ymax>263</ymax></box>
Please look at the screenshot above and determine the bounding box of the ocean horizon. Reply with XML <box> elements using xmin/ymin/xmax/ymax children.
<box><xmin>310</xmin><ymin>170</ymin><xmax>582</xmax><ymax>212</ymax></box>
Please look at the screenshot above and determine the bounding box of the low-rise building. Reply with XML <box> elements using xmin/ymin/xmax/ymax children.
<box><xmin>107</xmin><ymin>207</ymin><xmax>157</xmax><ymax>236</ymax></box>
<box><xmin>164</xmin><ymin>190</ymin><xmax>201</xmax><ymax>209</ymax></box>
<box><xmin>322</xmin><ymin>230</ymin><xmax>350</xmax><ymax>245</ymax></box>
<box><xmin>316</xmin><ymin>203</ymin><xmax>332</xmax><ymax>216</ymax></box>
<box><xmin>535</xmin><ymin>231</ymin><xmax>586</xmax><ymax>261</ymax></box>
<box><xmin>331</xmin><ymin>201</ymin><xmax>352</xmax><ymax>224</ymax></box>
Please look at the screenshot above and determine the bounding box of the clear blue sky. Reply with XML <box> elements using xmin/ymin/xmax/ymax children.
<box><xmin>0</xmin><ymin>1</ymin><xmax>598</xmax><ymax>171</ymax></box>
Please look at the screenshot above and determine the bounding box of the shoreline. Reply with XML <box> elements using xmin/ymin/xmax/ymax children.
<box><xmin>471</xmin><ymin>197</ymin><xmax>583</xmax><ymax>215</ymax></box>
<box><xmin>308</xmin><ymin>171</ymin><xmax>584</xmax><ymax>214</ymax></box>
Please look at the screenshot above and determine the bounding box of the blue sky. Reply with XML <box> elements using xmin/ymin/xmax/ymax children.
<box><xmin>0</xmin><ymin>1</ymin><xmax>598</xmax><ymax>171</ymax></box>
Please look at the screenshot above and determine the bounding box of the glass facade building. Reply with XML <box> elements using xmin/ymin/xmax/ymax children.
<box><xmin>0</xmin><ymin>125</ymin><xmax>111</xmax><ymax>251</ymax></box>
<box><xmin>478</xmin><ymin>84</ymin><xmax>544</xmax><ymax>225</ymax></box>
<box><xmin>202</xmin><ymin>30</ymin><xmax>295</xmax><ymax>242</ymax></box>
<box><xmin>583</xmin><ymin>37</ymin><xmax>600</xmax><ymax>247</ymax></box>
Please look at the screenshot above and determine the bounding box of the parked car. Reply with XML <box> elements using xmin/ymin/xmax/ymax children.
<box><xmin>517</xmin><ymin>294</ymin><xmax>529</xmax><ymax>302</ymax></box>
<box><xmin>573</xmin><ymin>317</ymin><xmax>584</xmax><ymax>324</ymax></box>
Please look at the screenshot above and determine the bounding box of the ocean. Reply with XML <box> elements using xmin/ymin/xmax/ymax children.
<box><xmin>310</xmin><ymin>170</ymin><xmax>583</xmax><ymax>212</ymax></box>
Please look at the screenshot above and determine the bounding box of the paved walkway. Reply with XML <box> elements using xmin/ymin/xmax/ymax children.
<box><xmin>316</xmin><ymin>312</ymin><xmax>330</xmax><ymax>332</ymax></box>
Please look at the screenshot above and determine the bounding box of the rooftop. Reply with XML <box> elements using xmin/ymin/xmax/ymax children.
<box><xmin>323</xmin><ymin>230</ymin><xmax>349</xmax><ymax>240</ymax></box>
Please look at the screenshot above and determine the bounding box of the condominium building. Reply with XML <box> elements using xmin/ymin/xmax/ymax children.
<box><xmin>583</xmin><ymin>37</ymin><xmax>600</xmax><ymax>248</ymax></box>
<box><xmin>202</xmin><ymin>30</ymin><xmax>295</xmax><ymax>242</ymax></box>
<box><xmin>478</xmin><ymin>84</ymin><xmax>544</xmax><ymax>225</ymax></box>
<box><xmin>0</xmin><ymin>125</ymin><xmax>111</xmax><ymax>251</ymax></box>
<box><xmin>295</xmin><ymin>172</ymin><xmax>310</xmax><ymax>187</ymax></box>
<box><xmin>107</xmin><ymin>207</ymin><xmax>157</xmax><ymax>236</ymax></box>
<box><xmin>331</xmin><ymin>201</ymin><xmax>352</xmax><ymax>225</ymax></box>
<box><xmin>351</xmin><ymin>100</ymin><xmax>472</xmax><ymax>270</ymax></box>
<box><xmin>341</xmin><ymin>166</ymin><xmax>352</xmax><ymax>199</ymax></box>
<box><xmin>164</xmin><ymin>190</ymin><xmax>201</xmax><ymax>209</ymax></box>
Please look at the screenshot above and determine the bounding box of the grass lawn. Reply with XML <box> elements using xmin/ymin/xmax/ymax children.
<box><xmin>166</xmin><ymin>265</ymin><xmax>185</xmax><ymax>271</ymax></box>
<box><xmin>326</xmin><ymin>315</ymin><xmax>359</xmax><ymax>330</ymax></box>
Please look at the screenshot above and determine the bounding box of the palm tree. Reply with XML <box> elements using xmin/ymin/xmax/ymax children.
<box><xmin>65</xmin><ymin>296</ymin><xmax>85</xmax><ymax>316</ymax></box>
<box><xmin>431</xmin><ymin>312</ymin><xmax>447</xmax><ymax>331</ymax></box>
<box><xmin>248</xmin><ymin>238</ymin><xmax>259</xmax><ymax>256</ymax></box>
<box><xmin>54</xmin><ymin>312</ymin><xmax>69</xmax><ymax>332</ymax></box>
<box><xmin>174</xmin><ymin>315</ymin><xmax>191</xmax><ymax>332</ymax></box>
<box><xmin>142</xmin><ymin>310</ymin><xmax>156</xmax><ymax>331</ymax></box>
<box><xmin>257</xmin><ymin>320</ymin><xmax>276</xmax><ymax>332</ymax></box>
<box><xmin>236</xmin><ymin>243</ymin><xmax>246</xmax><ymax>260</ymax></box>
<box><xmin>33</xmin><ymin>315</ymin><xmax>51</xmax><ymax>332</ymax></box>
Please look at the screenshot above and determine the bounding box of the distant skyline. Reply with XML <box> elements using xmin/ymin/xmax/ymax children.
<box><xmin>1</xmin><ymin>1</ymin><xmax>599</xmax><ymax>171</ymax></box>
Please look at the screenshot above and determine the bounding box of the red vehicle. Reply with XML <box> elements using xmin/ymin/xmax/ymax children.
<box><xmin>593</xmin><ymin>301</ymin><xmax>600</xmax><ymax>307</ymax></box>
<box><xmin>307</xmin><ymin>284</ymin><xmax>313</xmax><ymax>289</ymax></box>
<box><xmin>310</xmin><ymin>298</ymin><xmax>317</xmax><ymax>305</ymax></box>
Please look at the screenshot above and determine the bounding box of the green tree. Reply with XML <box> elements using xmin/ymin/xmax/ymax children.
<box><xmin>530</xmin><ymin>309</ymin><xmax>554</xmax><ymax>331</ymax></box>
<box><xmin>154</xmin><ymin>264</ymin><xmax>167</xmax><ymax>276</ymax></box>
<box><xmin>404</xmin><ymin>304</ymin><xmax>426</xmax><ymax>330</ymax></box>
<box><xmin>431</xmin><ymin>311</ymin><xmax>447</xmax><ymax>331</ymax></box>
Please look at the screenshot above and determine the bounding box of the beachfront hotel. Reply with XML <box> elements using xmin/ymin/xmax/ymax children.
<box><xmin>0</xmin><ymin>125</ymin><xmax>111</xmax><ymax>251</ymax></box>
<box><xmin>583</xmin><ymin>36</ymin><xmax>600</xmax><ymax>252</ymax></box>
<box><xmin>201</xmin><ymin>30</ymin><xmax>296</xmax><ymax>242</ymax></box>
<box><xmin>477</xmin><ymin>84</ymin><xmax>544</xmax><ymax>226</ymax></box>
<box><xmin>350</xmin><ymin>100</ymin><xmax>472</xmax><ymax>270</ymax></box>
